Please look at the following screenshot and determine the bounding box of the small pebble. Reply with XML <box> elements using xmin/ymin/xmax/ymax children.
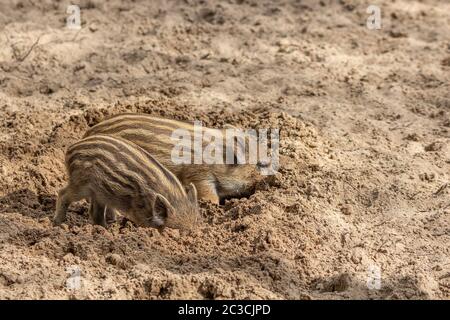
<box><xmin>340</xmin><ymin>205</ymin><xmax>353</xmax><ymax>215</ymax></box>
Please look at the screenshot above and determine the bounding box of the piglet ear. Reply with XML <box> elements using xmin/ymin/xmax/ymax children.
<box><xmin>186</xmin><ymin>183</ymin><xmax>198</xmax><ymax>204</ymax></box>
<box><xmin>152</xmin><ymin>194</ymin><xmax>173</xmax><ymax>228</ymax></box>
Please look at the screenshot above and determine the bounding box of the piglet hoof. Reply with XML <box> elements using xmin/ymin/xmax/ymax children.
<box><xmin>157</xmin><ymin>226</ymin><xmax>166</xmax><ymax>234</ymax></box>
<box><xmin>106</xmin><ymin>213</ymin><xmax>117</xmax><ymax>225</ymax></box>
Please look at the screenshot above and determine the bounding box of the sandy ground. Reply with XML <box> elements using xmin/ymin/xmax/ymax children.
<box><xmin>0</xmin><ymin>0</ymin><xmax>449</xmax><ymax>299</ymax></box>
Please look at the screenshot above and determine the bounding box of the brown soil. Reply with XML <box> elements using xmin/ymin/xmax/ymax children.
<box><xmin>0</xmin><ymin>0</ymin><xmax>449</xmax><ymax>299</ymax></box>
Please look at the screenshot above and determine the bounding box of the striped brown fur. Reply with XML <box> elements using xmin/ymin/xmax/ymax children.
<box><xmin>54</xmin><ymin>135</ymin><xmax>199</xmax><ymax>230</ymax></box>
<box><xmin>84</xmin><ymin>113</ymin><xmax>266</xmax><ymax>205</ymax></box>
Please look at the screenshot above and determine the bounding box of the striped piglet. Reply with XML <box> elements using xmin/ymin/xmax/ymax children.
<box><xmin>54</xmin><ymin>135</ymin><xmax>199</xmax><ymax>231</ymax></box>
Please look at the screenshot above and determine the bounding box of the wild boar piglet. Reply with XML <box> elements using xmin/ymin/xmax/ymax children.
<box><xmin>84</xmin><ymin>113</ymin><xmax>270</xmax><ymax>204</ymax></box>
<box><xmin>54</xmin><ymin>134</ymin><xmax>199</xmax><ymax>231</ymax></box>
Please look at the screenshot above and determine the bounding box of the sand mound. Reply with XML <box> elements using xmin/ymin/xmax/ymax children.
<box><xmin>1</xmin><ymin>101</ymin><xmax>327</xmax><ymax>299</ymax></box>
